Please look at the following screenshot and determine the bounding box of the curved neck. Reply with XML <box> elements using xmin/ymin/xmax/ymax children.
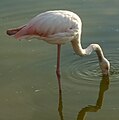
<box><xmin>71</xmin><ymin>35</ymin><xmax>86</xmax><ymax>56</ymax></box>
<box><xmin>71</xmin><ymin>37</ymin><xmax>105</xmax><ymax>62</ymax></box>
<box><xmin>85</xmin><ymin>44</ymin><xmax>105</xmax><ymax>62</ymax></box>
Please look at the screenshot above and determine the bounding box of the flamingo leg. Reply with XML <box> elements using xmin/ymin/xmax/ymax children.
<box><xmin>56</xmin><ymin>44</ymin><xmax>62</xmax><ymax>92</ymax></box>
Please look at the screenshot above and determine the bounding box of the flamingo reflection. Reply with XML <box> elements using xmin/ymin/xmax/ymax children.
<box><xmin>57</xmin><ymin>75</ymin><xmax>110</xmax><ymax>120</ymax></box>
<box><xmin>57</xmin><ymin>72</ymin><xmax>64</xmax><ymax>120</ymax></box>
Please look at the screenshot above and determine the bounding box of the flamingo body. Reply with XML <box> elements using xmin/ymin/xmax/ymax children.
<box><xmin>7</xmin><ymin>10</ymin><xmax>81</xmax><ymax>44</ymax></box>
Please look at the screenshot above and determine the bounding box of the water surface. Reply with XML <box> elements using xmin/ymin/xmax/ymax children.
<box><xmin>0</xmin><ymin>0</ymin><xmax>119</xmax><ymax>120</ymax></box>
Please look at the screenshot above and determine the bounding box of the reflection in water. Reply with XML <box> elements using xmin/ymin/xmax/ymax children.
<box><xmin>57</xmin><ymin>73</ymin><xmax>64</xmax><ymax>120</ymax></box>
<box><xmin>57</xmin><ymin>75</ymin><xmax>110</xmax><ymax>120</ymax></box>
<box><xmin>77</xmin><ymin>75</ymin><xmax>110</xmax><ymax>120</ymax></box>
<box><xmin>58</xmin><ymin>89</ymin><xmax>64</xmax><ymax>120</ymax></box>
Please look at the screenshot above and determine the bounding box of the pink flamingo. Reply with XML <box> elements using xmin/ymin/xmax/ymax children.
<box><xmin>7</xmin><ymin>10</ymin><xmax>110</xmax><ymax>78</ymax></box>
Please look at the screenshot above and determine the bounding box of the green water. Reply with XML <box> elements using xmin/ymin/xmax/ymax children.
<box><xmin>0</xmin><ymin>0</ymin><xmax>119</xmax><ymax>120</ymax></box>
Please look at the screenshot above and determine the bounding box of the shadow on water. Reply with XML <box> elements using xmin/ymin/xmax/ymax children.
<box><xmin>57</xmin><ymin>75</ymin><xmax>110</xmax><ymax>120</ymax></box>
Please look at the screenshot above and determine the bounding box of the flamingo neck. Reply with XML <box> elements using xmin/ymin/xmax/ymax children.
<box><xmin>71</xmin><ymin>35</ymin><xmax>86</xmax><ymax>56</ymax></box>
<box><xmin>71</xmin><ymin>37</ymin><xmax>105</xmax><ymax>62</ymax></box>
<box><xmin>86</xmin><ymin>44</ymin><xmax>105</xmax><ymax>63</ymax></box>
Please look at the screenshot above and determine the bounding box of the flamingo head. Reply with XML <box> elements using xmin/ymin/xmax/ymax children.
<box><xmin>100</xmin><ymin>58</ymin><xmax>110</xmax><ymax>76</ymax></box>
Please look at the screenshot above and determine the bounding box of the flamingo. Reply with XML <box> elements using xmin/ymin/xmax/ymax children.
<box><xmin>6</xmin><ymin>10</ymin><xmax>110</xmax><ymax>78</ymax></box>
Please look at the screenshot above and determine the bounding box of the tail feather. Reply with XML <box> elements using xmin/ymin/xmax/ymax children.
<box><xmin>6</xmin><ymin>25</ymin><xmax>26</xmax><ymax>36</ymax></box>
<box><xmin>6</xmin><ymin>25</ymin><xmax>41</xmax><ymax>39</ymax></box>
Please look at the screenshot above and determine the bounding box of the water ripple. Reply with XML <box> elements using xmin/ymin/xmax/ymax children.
<box><xmin>109</xmin><ymin>53</ymin><xmax>119</xmax><ymax>85</ymax></box>
<box><xmin>62</xmin><ymin>52</ymin><xmax>119</xmax><ymax>87</ymax></box>
<box><xmin>62</xmin><ymin>55</ymin><xmax>101</xmax><ymax>87</ymax></box>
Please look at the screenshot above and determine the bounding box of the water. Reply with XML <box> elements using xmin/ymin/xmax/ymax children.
<box><xmin>0</xmin><ymin>0</ymin><xmax>119</xmax><ymax>119</ymax></box>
